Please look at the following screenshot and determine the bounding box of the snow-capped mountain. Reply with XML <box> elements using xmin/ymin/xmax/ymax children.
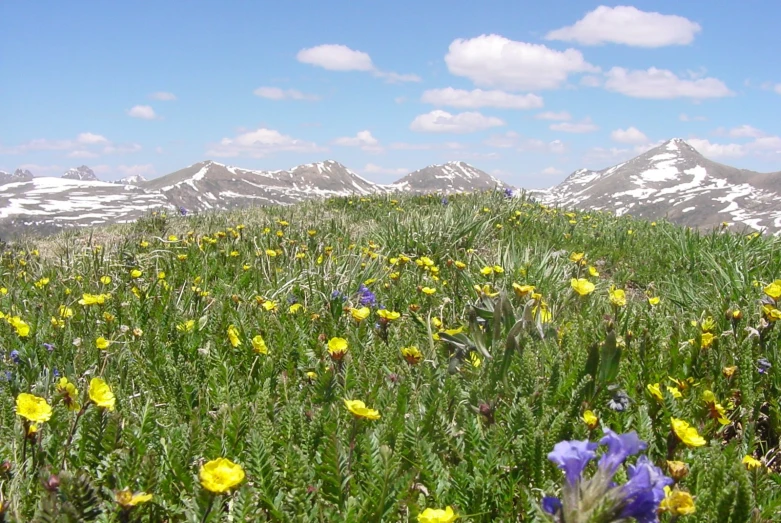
<box><xmin>144</xmin><ymin>159</ymin><xmax>383</xmax><ymax>212</ymax></box>
<box><xmin>62</xmin><ymin>165</ymin><xmax>99</xmax><ymax>181</ymax></box>
<box><xmin>544</xmin><ymin>138</ymin><xmax>781</xmax><ymax>232</ymax></box>
<box><xmin>391</xmin><ymin>161</ymin><xmax>508</xmax><ymax>193</ymax></box>
<box><xmin>0</xmin><ymin>169</ymin><xmax>34</xmax><ymax>185</ymax></box>
<box><xmin>115</xmin><ymin>174</ymin><xmax>147</xmax><ymax>185</ymax></box>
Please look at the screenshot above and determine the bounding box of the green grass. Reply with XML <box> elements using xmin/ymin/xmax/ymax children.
<box><xmin>0</xmin><ymin>191</ymin><xmax>779</xmax><ymax>522</ymax></box>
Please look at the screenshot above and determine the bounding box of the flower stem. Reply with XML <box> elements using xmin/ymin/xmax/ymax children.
<box><xmin>201</xmin><ymin>494</ymin><xmax>215</xmax><ymax>523</ymax></box>
<box><xmin>61</xmin><ymin>404</ymin><xmax>88</xmax><ymax>469</ymax></box>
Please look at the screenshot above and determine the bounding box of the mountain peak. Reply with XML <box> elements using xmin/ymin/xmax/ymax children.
<box><xmin>392</xmin><ymin>161</ymin><xmax>509</xmax><ymax>194</ymax></box>
<box><xmin>13</xmin><ymin>168</ymin><xmax>34</xmax><ymax>179</ymax></box>
<box><xmin>62</xmin><ymin>165</ymin><xmax>98</xmax><ymax>181</ymax></box>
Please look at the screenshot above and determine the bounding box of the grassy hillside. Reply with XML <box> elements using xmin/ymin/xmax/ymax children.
<box><xmin>0</xmin><ymin>191</ymin><xmax>779</xmax><ymax>522</ymax></box>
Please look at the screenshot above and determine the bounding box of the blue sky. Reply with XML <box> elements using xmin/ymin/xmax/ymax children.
<box><xmin>1</xmin><ymin>1</ymin><xmax>780</xmax><ymax>187</ymax></box>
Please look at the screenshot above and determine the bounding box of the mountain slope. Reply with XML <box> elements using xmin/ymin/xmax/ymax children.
<box><xmin>545</xmin><ymin>139</ymin><xmax>781</xmax><ymax>232</ymax></box>
<box><xmin>391</xmin><ymin>161</ymin><xmax>509</xmax><ymax>193</ymax></box>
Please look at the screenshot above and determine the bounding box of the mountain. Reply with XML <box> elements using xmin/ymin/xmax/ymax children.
<box><xmin>115</xmin><ymin>174</ymin><xmax>147</xmax><ymax>185</ymax></box>
<box><xmin>391</xmin><ymin>161</ymin><xmax>508</xmax><ymax>193</ymax></box>
<box><xmin>62</xmin><ymin>165</ymin><xmax>99</xmax><ymax>181</ymax></box>
<box><xmin>144</xmin><ymin>159</ymin><xmax>382</xmax><ymax>212</ymax></box>
<box><xmin>0</xmin><ymin>169</ymin><xmax>34</xmax><ymax>185</ymax></box>
<box><xmin>544</xmin><ymin>138</ymin><xmax>781</xmax><ymax>232</ymax></box>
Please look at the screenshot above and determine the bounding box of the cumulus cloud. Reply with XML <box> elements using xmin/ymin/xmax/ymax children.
<box><xmin>484</xmin><ymin>132</ymin><xmax>566</xmax><ymax>154</ymax></box>
<box><xmin>611</xmin><ymin>126</ymin><xmax>649</xmax><ymax>144</ymax></box>
<box><xmin>363</xmin><ymin>163</ymin><xmax>409</xmax><ymax>176</ymax></box>
<box><xmin>0</xmin><ymin>132</ymin><xmax>138</xmax><ymax>157</ymax></box>
<box><xmin>484</xmin><ymin>131</ymin><xmax>521</xmax><ymax>148</ymax></box>
<box><xmin>77</xmin><ymin>132</ymin><xmax>109</xmax><ymax>145</ymax></box>
<box><xmin>541</xmin><ymin>166</ymin><xmax>564</xmax><ymax>175</ymax></box>
<box><xmin>253</xmin><ymin>86</ymin><xmax>320</xmax><ymax>101</ymax></box>
<box><xmin>550</xmin><ymin>118</ymin><xmax>598</xmax><ymax>133</ymax></box>
<box><xmin>149</xmin><ymin>92</ymin><xmax>177</xmax><ymax>101</ymax></box>
<box><xmin>332</xmin><ymin>130</ymin><xmax>382</xmax><ymax>152</ymax></box>
<box><xmin>444</xmin><ymin>34</ymin><xmax>597</xmax><ymax>91</ymax></box>
<box><xmin>297</xmin><ymin>44</ymin><xmax>419</xmax><ymax>82</ymax></box>
<box><xmin>546</xmin><ymin>5</ymin><xmax>701</xmax><ymax>47</ymax></box>
<box><xmin>535</xmin><ymin>111</ymin><xmax>571</xmax><ymax>121</ymax></box>
<box><xmin>206</xmin><ymin>127</ymin><xmax>326</xmax><ymax>158</ymax></box>
<box><xmin>410</xmin><ymin>110</ymin><xmax>505</xmax><ymax>134</ymax></box>
<box><xmin>604</xmin><ymin>67</ymin><xmax>732</xmax><ymax>99</ymax></box>
<box><xmin>687</xmin><ymin>138</ymin><xmax>746</xmax><ymax>158</ymax></box>
<box><xmin>728</xmin><ymin>125</ymin><xmax>765</xmax><ymax>138</ymax></box>
<box><xmin>127</xmin><ymin>105</ymin><xmax>157</xmax><ymax>119</ymax></box>
<box><xmin>420</xmin><ymin>88</ymin><xmax>543</xmax><ymax>109</ymax></box>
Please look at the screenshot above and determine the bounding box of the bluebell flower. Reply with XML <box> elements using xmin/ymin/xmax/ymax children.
<box><xmin>504</xmin><ymin>187</ymin><xmax>514</xmax><ymax>198</ymax></box>
<box><xmin>542</xmin><ymin>496</ymin><xmax>562</xmax><ymax>516</ymax></box>
<box><xmin>357</xmin><ymin>284</ymin><xmax>376</xmax><ymax>307</ymax></box>
<box><xmin>9</xmin><ymin>350</ymin><xmax>20</xmax><ymax>364</ymax></box>
<box><xmin>757</xmin><ymin>358</ymin><xmax>771</xmax><ymax>374</ymax></box>
<box><xmin>547</xmin><ymin>439</ymin><xmax>598</xmax><ymax>485</ymax></box>
<box><xmin>618</xmin><ymin>456</ymin><xmax>672</xmax><ymax>522</ymax></box>
<box><xmin>53</xmin><ymin>368</ymin><xmax>60</xmax><ymax>378</ymax></box>
<box><xmin>598</xmin><ymin>429</ymin><xmax>647</xmax><ymax>475</ymax></box>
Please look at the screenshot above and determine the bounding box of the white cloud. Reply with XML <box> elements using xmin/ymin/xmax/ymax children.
<box><xmin>150</xmin><ymin>92</ymin><xmax>177</xmax><ymax>101</ymax></box>
<box><xmin>775</xmin><ymin>84</ymin><xmax>781</xmax><ymax>95</ymax></box>
<box><xmin>116</xmin><ymin>164</ymin><xmax>157</xmax><ymax>177</ymax></box>
<box><xmin>580</xmin><ymin>75</ymin><xmax>603</xmax><ymax>87</ymax></box>
<box><xmin>484</xmin><ymin>131</ymin><xmax>521</xmax><ymax>148</ymax></box>
<box><xmin>77</xmin><ymin>132</ymin><xmax>108</xmax><ymax>145</ymax></box>
<box><xmin>611</xmin><ymin>126</ymin><xmax>648</xmax><ymax>144</ymax></box>
<box><xmin>748</xmin><ymin>135</ymin><xmax>781</xmax><ymax>153</ymax></box>
<box><xmin>687</xmin><ymin>138</ymin><xmax>746</xmax><ymax>158</ymax></box>
<box><xmin>410</xmin><ymin>110</ymin><xmax>505</xmax><ymax>134</ymax></box>
<box><xmin>67</xmin><ymin>150</ymin><xmax>99</xmax><ymax>159</ymax></box>
<box><xmin>535</xmin><ymin>111</ymin><xmax>571</xmax><ymax>121</ymax></box>
<box><xmin>548</xmin><ymin>140</ymin><xmax>566</xmax><ymax>154</ymax></box>
<box><xmin>421</xmin><ymin>87</ymin><xmax>543</xmax><ymax>109</ymax></box>
<box><xmin>604</xmin><ymin>67</ymin><xmax>732</xmax><ymax>99</ymax></box>
<box><xmin>297</xmin><ymin>44</ymin><xmax>419</xmax><ymax>82</ymax></box>
<box><xmin>546</xmin><ymin>5</ymin><xmax>701</xmax><ymax>47</ymax></box>
<box><xmin>103</xmin><ymin>143</ymin><xmax>142</xmax><ymax>154</ymax></box>
<box><xmin>333</xmin><ymin>130</ymin><xmax>382</xmax><ymax>152</ymax></box>
<box><xmin>127</xmin><ymin>105</ymin><xmax>157</xmax><ymax>119</ymax></box>
<box><xmin>253</xmin><ymin>86</ymin><xmax>319</xmax><ymax>101</ymax></box>
<box><xmin>206</xmin><ymin>127</ymin><xmax>326</xmax><ymax>158</ymax></box>
<box><xmin>363</xmin><ymin>163</ymin><xmax>409</xmax><ymax>176</ymax></box>
<box><xmin>16</xmin><ymin>164</ymin><xmax>65</xmax><ymax>177</ymax></box>
<box><xmin>485</xmin><ymin>132</ymin><xmax>566</xmax><ymax>154</ymax></box>
<box><xmin>394</xmin><ymin>97</ymin><xmax>407</xmax><ymax>104</ymax></box>
<box><xmin>679</xmin><ymin>113</ymin><xmax>707</xmax><ymax>122</ymax></box>
<box><xmin>584</xmin><ymin>147</ymin><xmax>633</xmax><ymax>164</ymax></box>
<box><xmin>388</xmin><ymin>141</ymin><xmax>465</xmax><ymax>151</ymax></box>
<box><xmin>550</xmin><ymin>118</ymin><xmax>598</xmax><ymax>133</ymax></box>
<box><xmin>728</xmin><ymin>125</ymin><xmax>765</xmax><ymax>138</ymax></box>
<box><xmin>444</xmin><ymin>34</ymin><xmax>597</xmax><ymax>91</ymax></box>
<box><xmin>541</xmin><ymin>167</ymin><xmax>564</xmax><ymax>175</ymax></box>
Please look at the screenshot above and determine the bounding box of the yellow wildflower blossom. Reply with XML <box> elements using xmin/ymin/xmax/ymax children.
<box><xmin>16</xmin><ymin>393</ymin><xmax>52</xmax><ymax>423</ymax></box>
<box><xmin>343</xmin><ymin>399</ymin><xmax>381</xmax><ymax>420</ymax></box>
<box><xmin>199</xmin><ymin>458</ymin><xmax>245</xmax><ymax>493</ymax></box>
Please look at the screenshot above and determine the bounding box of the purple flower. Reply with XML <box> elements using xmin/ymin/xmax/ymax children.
<box><xmin>441</xmin><ymin>197</ymin><xmax>449</xmax><ymax>206</ymax></box>
<box><xmin>598</xmin><ymin>429</ymin><xmax>647</xmax><ymax>475</ymax></box>
<box><xmin>53</xmin><ymin>368</ymin><xmax>60</xmax><ymax>378</ymax></box>
<box><xmin>43</xmin><ymin>343</ymin><xmax>55</xmax><ymax>352</ymax></box>
<box><xmin>179</xmin><ymin>206</ymin><xmax>188</xmax><ymax>216</ymax></box>
<box><xmin>9</xmin><ymin>350</ymin><xmax>19</xmax><ymax>364</ymax></box>
<box><xmin>547</xmin><ymin>439</ymin><xmax>598</xmax><ymax>485</ymax></box>
<box><xmin>1</xmin><ymin>370</ymin><xmax>11</xmax><ymax>381</ymax></box>
<box><xmin>357</xmin><ymin>284</ymin><xmax>376</xmax><ymax>307</ymax></box>
<box><xmin>331</xmin><ymin>290</ymin><xmax>345</xmax><ymax>301</ymax></box>
<box><xmin>504</xmin><ymin>187</ymin><xmax>514</xmax><ymax>198</ymax></box>
<box><xmin>618</xmin><ymin>455</ymin><xmax>672</xmax><ymax>523</ymax></box>
<box><xmin>541</xmin><ymin>496</ymin><xmax>562</xmax><ymax>515</ymax></box>
<box><xmin>758</xmin><ymin>358</ymin><xmax>772</xmax><ymax>374</ymax></box>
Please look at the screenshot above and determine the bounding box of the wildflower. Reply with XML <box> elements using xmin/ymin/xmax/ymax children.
<box><xmin>177</xmin><ymin>320</ymin><xmax>196</xmax><ymax>332</ymax></box>
<box><xmin>56</xmin><ymin>377</ymin><xmax>80</xmax><ymax>411</ymax></box>
<box><xmin>59</xmin><ymin>305</ymin><xmax>74</xmax><ymax>318</ymax></box>
<box><xmin>356</xmin><ymin>284</ymin><xmax>376</xmax><ymax>306</ymax></box>
<box><xmin>648</xmin><ymin>296</ymin><xmax>660</xmax><ymax>306</ymax></box>
<box><xmin>722</xmin><ymin>365</ymin><xmax>737</xmax><ymax>378</ymax></box>
<box><xmin>757</xmin><ymin>358</ymin><xmax>772</xmax><ymax>374</ymax></box>
<box><xmin>289</xmin><ymin>303</ymin><xmax>303</xmax><ymax>314</ymax></box>
<box><xmin>227</xmin><ymin>325</ymin><xmax>241</xmax><ymax>347</ymax></box>
<box><xmin>350</xmin><ymin>307</ymin><xmax>370</xmax><ymax>322</ymax></box>
<box><xmin>79</xmin><ymin>293</ymin><xmax>109</xmax><ymax>305</ymax></box>
<box><xmin>667</xmin><ymin>460</ymin><xmax>689</xmax><ymax>481</ymax></box>
<box><xmin>16</xmin><ymin>393</ymin><xmax>53</xmax><ymax>423</ymax></box>
<box><xmin>327</xmin><ymin>337</ymin><xmax>348</xmax><ymax>361</ymax></box>
<box><xmin>262</xmin><ymin>300</ymin><xmax>278</xmax><ymax>312</ymax></box>
<box><xmin>700</xmin><ymin>332</ymin><xmax>715</xmax><ymax>349</ymax></box>
<box><xmin>251</xmin><ymin>335</ymin><xmax>268</xmax><ymax>355</ymax></box>
<box><xmin>480</xmin><ymin>266</ymin><xmax>494</xmax><ymax>276</ymax></box>
<box><xmin>659</xmin><ymin>487</ymin><xmax>696</xmax><ymax>516</ymax></box>
<box><xmin>569</xmin><ymin>252</ymin><xmax>585</xmax><ymax>263</ymax></box>
<box><xmin>647</xmin><ymin>383</ymin><xmax>681</xmax><ymax>401</ymax></box>
<box><xmin>702</xmin><ymin>390</ymin><xmax>730</xmax><ymax>425</ymax></box>
<box><xmin>571</xmin><ymin>278</ymin><xmax>595</xmax><ymax>296</ymax></box>
<box><xmin>401</xmin><ymin>346</ymin><xmax>423</xmax><ymax>365</ymax></box>
<box><xmin>100</xmin><ymin>275</ymin><xmax>112</xmax><ymax>285</ymax></box>
<box><xmin>130</xmin><ymin>269</ymin><xmax>142</xmax><ymax>278</ymax></box>
<box><xmin>9</xmin><ymin>350</ymin><xmax>20</xmax><ymax>364</ymax></box>
<box><xmin>115</xmin><ymin>488</ymin><xmax>153</xmax><ymax>508</ymax></box>
<box><xmin>7</xmin><ymin>316</ymin><xmax>30</xmax><ymax>337</ymax></box>
<box><xmin>454</xmin><ymin>260</ymin><xmax>466</xmax><ymax>270</ymax></box>
<box><xmin>95</xmin><ymin>337</ymin><xmax>110</xmax><ymax>350</ymax></box>
<box><xmin>742</xmin><ymin>455</ymin><xmax>763</xmax><ymax>469</ymax></box>
<box><xmin>512</xmin><ymin>283</ymin><xmax>535</xmax><ymax>297</ymax></box>
<box><xmin>700</xmin><ymin>316</ymin><xmax>717</xmax><ymax>332</ymax></box>
<box><xmin>199</xmin><ymin>458</ymin><xmax>245</xmax><ymax>494</ymax></box>
<box><xmin>582</xmin><ymin>410</ymin><xmax>599</xmax><ymax>430</ymax></box>
<box><xmin>343</xmin><ymin>399</ymin><xmax>381</xmax><ymax>420</ymax></box>
<box><xmin>43</xmin><ymin>343</ymin><xmax>54</xmax><ymax>352</ymax></box>
<box><xmin>377</xmin><ymin>309</ymin><xmax>400</xmax><ymax>321</ymax></box>
<box><xmin>88</xmin><ymin>378</ymin><xmax>116</xmax><ymax>410</ymax></box>
<box><xmin>421</xmin><ymin>286</ymin><xmax>436</xmax><ymax>296</ymax></box>
<box><xmin>417</xmin><ymin>506</ymin><xmax>458</xmax><ymax>523</ymax></box>
<box><xmin>469</xmin><ymin>352</ymin><xmax>482</xmax><ymax>367</ymax></box>
<box><xmin>671</xmin><ymin>418</ymin><xmax>706</xmax><ymax>447</ymax></box>
<box><xmin>608</xmin><ymin>286</ymin><xmax>626</xmax><ymax>307</ymax></box>
<box><xmin>306</xmin><ymin>371</ymin><xmax>317</xmax><ymax>380</ymax></box>
<box><xmin>607</xmin><ymin>390</ymin><xmax>630</xmax><ymax>412</ymax></box>
<box><xmin>588</xmin><ymin>265</ymin><xmax>600</xmax><ymax>277</ymax></box>
<box><xmin>763</xmin><ymin>279</ymin><xmax>781</xmax><ymax>300</ymax></box>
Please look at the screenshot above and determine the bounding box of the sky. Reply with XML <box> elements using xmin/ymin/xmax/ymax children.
<box><xmin>1</xmin><ymin>1</ymin><xmax>780</xmax><ymax>188</ymax></box>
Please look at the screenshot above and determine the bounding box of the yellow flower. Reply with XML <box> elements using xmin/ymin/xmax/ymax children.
<box><xmin>56</xmin><ymin>377</ymin><xmax>80</xmax><ymax>411</ymax></box>
<box><xmin>763</xmin><ymin>279</ymin><xmax>781</xmax><ymax>300</ymax></box>
<box><xmin>100</xmin><ymin>276</ymin><xmax>112</xmax><ymax>285</ymax></box>
<box><xmin>79</xmin><ymin>293</ymin><xmax>109</xmax><ymax>305</ymax></box>
<box><xmin>722</xmin><ymin>366</ymin><xmax>737</xmax><ymax>378</ymax></box>
<box><xmin>608</xmin><ymin>286</ymin><xmax>626</xmax><ymax>307</ymax></box>
<box><xmin>130</xmin><ymin>269</ymin><xmax>142</xmax><ymax>278</ymax></box>
<box><xmin>199</xmin><ymin>458</ymin><xmax>245</xmax><ymax>493</ymax></box>
<box><xmin>16</xmin><ymin>393</ymin><xmax>52</xmax><ymax>423</ymax></box>
<box><xmin>512</xmin><ymin>283</ymin><xmax>535</xmax><ymax>297</ymax></box>
<box><xmin>377</xmin><ymin>309</ymin><xmax>401</xmax><ymax>321</ymax></box>
<box><xmin>401</xmin><ymin>346</ymin><xmax>423</xmax><ymax>365</ymax></box>
<box><xmin>288</xmin><ymin>303</ymin><xmax>303</xmax><ymax>314</ymax></box>
<box><xmin>177</xmin><ymin>320</ymin><xmax>196</xmax><ymax>332</ymax></box>
<box><xmin>582</xmin><ymin>410</ymin><xmax>598</xmax><ymax>430</ymax></box>
<box><xmin>251</xmin><ymin>335</ymin><xmax>268</xmax><ymax>355</ymax></box>
<box><xmin>702</xmin><ymin>390</ymin><xmax>731</xmax><ymax>425</ymax></box>
<box><xmin>569</xmin><ymin>252</ymin><xmax>585</xmax><ymax>263</ymax></box>
<box><xmin>89</xmin><ymin>378</ymin><xmax>116</xmax><ymax>410</ymax></box>
<box><xmin>262</xmin><ymin>300</ymin><xmax>278</xmax><ymax>312</ymax></box>
<box><xmin>659</xmin><ymin>487</ymin><xmax>696</xmax><ymax>516</ymax></box>
<box><xmin>671</xmin><ymin>418</ymin><xmax>706</xmax><ymax>447</ymax></box>
<box><xmin>700</xmin><ymin>316</ymin><xmax>716</xmax><ymax>332</ymax></box>
<box><xmin>421</xmin><ymin>287</ymin><xmax>436</xmax><ymax>296</ymax></box>
<box><xmin>417</xmin><ymin>506</ymin><xmax>458</xmax><ymax>523</ymax></box>
<box><xmin>762</xmin><ymin>305</ymin><xmax>781</xmax><ymax>322</ymax></box>
<box><xmin>454</xmin><ymin>261</ymin><xmax>466</xmax><ymax>270</ymax></box>
<box><xmin>742</xmin><ymin>455</ymin><xmax>763</xmax><ymax>469</ymax></box>
<box><xmin>571</xmin><ymin>278</ymin><xmax>595</xmax><ymax>296</ymax></box>
<box><xmin>115</xmin><ymin>488</ymin><xmax>153</xmax><ymax>508</ymax></box>
<box><xmin>700</xmin><ymin>332</ymin><xmax>715</xmax><ymax>348</ymax></box>
<box><xmin>469</xmin><ymin>352</ymin><xmax>482</xmax><ymax>367</ymax></box>
<box><xmin>265</xmin><ymin>249</ymin><xmax>277</xmax><ymax>257</ymax></box>
<box><xmin>648</xmin><ymin>296</ymin><xmax>660</xmax><ymax>306</ymax></box>
<box><xmin>588</xmin><ymin>265</ymin><xmax>599</xmax><ymax>277</ymax></box>
<box><xmin>343</xmin><ymin>399</ymin><xmax>381</xmax><ymax>420</ymax></box>
<box><xmin>327</xmin><ymin>337</ymin><xmax>348</xmax><ymax>361</ymax></box>
<box><xmin>647</xmin><ymin>383</ymin><xmax>681</xmax><ymax>401</ymax></box>
<box><xmin>8</xmin><ymin>316</ymin><xmax>30</xmax><ymax>337</ymax></box>
<box><xmin>227</xmin><ymin>325</ymin><xmax>241</xmax><ymax>347</ymax></box>
<box><xmin>350</xmin><ymin>307</ymin><xmax>370</xmax><ymax>322</ymax></box>
<box><xmin>95</xmin><ymin>337</ymin><xmax>110</xmax><ymax>350</ymax></box>
<box><xmin>480</xmin><ymin>266</ymin><xmax>494</xmax><ymax>276</ymax></box>
<box><xmin>60</xmin><ymin>306</ymin><xmax>74</xmax><ymax>319</ymax></box>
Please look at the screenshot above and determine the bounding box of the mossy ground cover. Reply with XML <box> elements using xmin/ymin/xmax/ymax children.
<box><xmin>0</xmin><ymin>191</ymin><xmax>780</xmax><ymax>522</ymax></box>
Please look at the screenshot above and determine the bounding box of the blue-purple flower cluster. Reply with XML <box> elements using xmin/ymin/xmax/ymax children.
<box><xmin>356</xmin><ymin>284</ymin><xmax>376</xmax><ymax>307</ymax></box>
<box><xmin>543</xmin><ymin>429</ymin><xmax>672</xmax><ymax>523</ymax></box>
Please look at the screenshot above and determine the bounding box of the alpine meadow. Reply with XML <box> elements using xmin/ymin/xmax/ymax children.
<box><xmin>0</xmin><ymin>191</ymin><xmax>780</xmax><ymax>521</ymax></box>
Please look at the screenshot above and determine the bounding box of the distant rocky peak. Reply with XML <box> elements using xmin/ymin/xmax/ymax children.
<box><xmin>13</xmin><ymin>168</ymin><xmax>34</xmax><ymax>178</ymax></box>
<box><xmin>63</xmin><ymin>165</ymin><xmax>98</xmax><ymax>181</ymax></box>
